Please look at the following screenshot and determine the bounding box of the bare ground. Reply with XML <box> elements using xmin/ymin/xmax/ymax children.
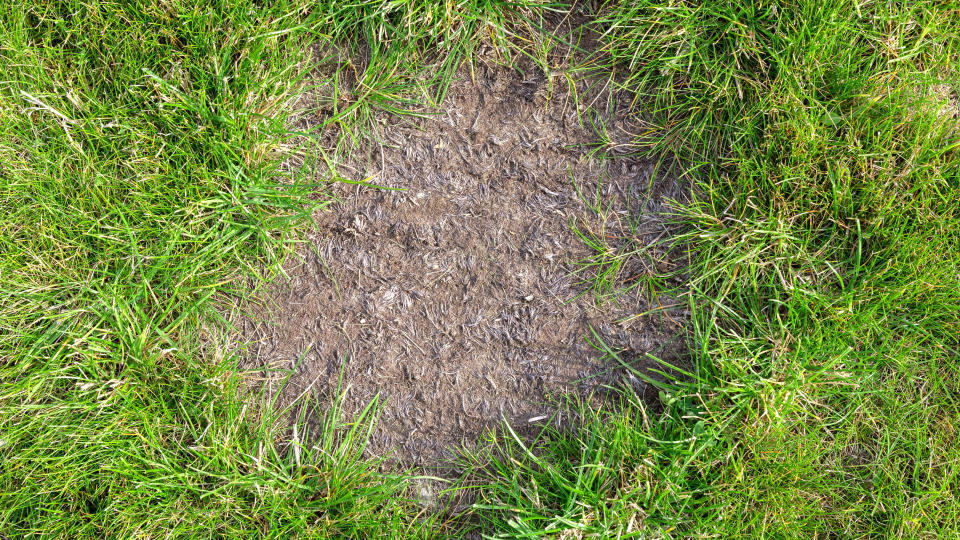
<box><xmin>243</xmin><ymin>49</ymin><xmax>688</xmax><ymax>466</ymax></box>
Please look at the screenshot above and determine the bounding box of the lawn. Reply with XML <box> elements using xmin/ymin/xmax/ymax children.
<box><xmin>2</xmin><ymin>1</ymin><xmax>958</xmax><ymax>538</ymax></box>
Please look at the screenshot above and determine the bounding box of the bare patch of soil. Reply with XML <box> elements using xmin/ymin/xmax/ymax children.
<box><xmin>244</xmin><ymin>51</ymin><xmax>687</xmax><ymax>465</ymax></box>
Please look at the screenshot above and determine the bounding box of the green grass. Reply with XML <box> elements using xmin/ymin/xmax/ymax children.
<box><xmin>298</xmin><ymin>0</ymin><xmax>559</xmax><ymax>154</ymax></box>
<box><xmin>0</xmin><ymin>1</ymin><xmax>496</xmax><ymax>536</ymax></box>
<box><xmin>568</xmin><ymin>162</ymin><xmax>675</xmax><ymax>305</ymax></box>
<box><xmin>3</xmin><ymin>0</ymin><xmax>960</xmax><ymax>538</ymax></box>
<box><xmin>466</xmin><ymin>1</ymin><xmax>960</xmax><ymax>537</ymax></box>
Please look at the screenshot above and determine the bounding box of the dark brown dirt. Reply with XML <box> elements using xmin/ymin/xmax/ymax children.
<box><xmin>243</xmin><ymin>51</ymin><xmax>687</xmax><ymax>466</ymax></box>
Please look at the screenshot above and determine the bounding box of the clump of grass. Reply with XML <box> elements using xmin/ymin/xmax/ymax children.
<box><xmin>570</xmin><ymin>213</ymin><xmax>656</xmax><ymax>302</ymax></box>
<box><xmin>461</xmin><ymin>388</ymin><xmax>711</xmax><ymax>537</ymax></box>
<box><xmin>568</xmin><ymin>161</ymin><xmax>678</xmax><ymax>305</ymax></box>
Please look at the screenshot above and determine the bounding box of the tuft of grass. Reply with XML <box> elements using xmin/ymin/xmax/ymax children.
<box><xmin>568</xmin><ymin>162</ymin><xmax>677</xmax><ymax>305</ymax></box>
<box><xmin>461</xmin><ymin>389</ymin><xmax>715</xmax><ymax>538</ymax></box>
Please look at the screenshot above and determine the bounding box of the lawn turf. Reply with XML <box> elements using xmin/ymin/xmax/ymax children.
<box><xmin>2</xmin><ymin>1</ymin><xmax>959</xmax><ymax>538</ymax></box>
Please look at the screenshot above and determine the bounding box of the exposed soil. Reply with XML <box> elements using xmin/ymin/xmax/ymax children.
<box><xmin>243</xmin><ymin>47</ymin><xmax>688</xmax><ymax>465</ymax></box>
